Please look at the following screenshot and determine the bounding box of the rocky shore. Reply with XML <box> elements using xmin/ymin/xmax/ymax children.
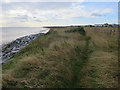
<box><xmin>1</xmin><ymin>32</ymin><xmax>48</xmax><ymax>64</ymax></box>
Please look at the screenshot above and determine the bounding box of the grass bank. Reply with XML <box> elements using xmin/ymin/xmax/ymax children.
<box><xmin>2</xmin><ymin>27</ymin><xmax>118</xmax><ymax>88</ymax></box>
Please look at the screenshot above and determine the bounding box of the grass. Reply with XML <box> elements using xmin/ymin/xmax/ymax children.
<box><xmin>79</xmin><ymin>27</ymin><xmax>118</xmax><ymax>88</ymax></box>
<box><xmin>65</xmin><ymin>27</ymin><xmax>86</xmax><ymax>36</ymax></box>
<box><xmin>2</xmin><ymin>27</ymin><xmax>118</xmax><ymax>88</ymax></box>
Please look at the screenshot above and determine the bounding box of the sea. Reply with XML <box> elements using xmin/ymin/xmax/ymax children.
<box><xmin>0</xmin><ymin>27</ymin><xmax>50</xmax><ymax>45</ymax></box>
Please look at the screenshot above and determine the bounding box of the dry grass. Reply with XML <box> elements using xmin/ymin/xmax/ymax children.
<box><xmin>2</xmin><ymin>27</ymin><xmax>118</xmax><ymax>88</ymax></box>
<box><xmin>79</xmin><ymin>27</ymin><xmax>118</xmax><ymax>88</ymax></box>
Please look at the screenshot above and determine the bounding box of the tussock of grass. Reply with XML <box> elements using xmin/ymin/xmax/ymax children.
<box><xmin>65</xmin><ymin>27</ymin><xmax>86</xmax><ymax>36</ymax></box>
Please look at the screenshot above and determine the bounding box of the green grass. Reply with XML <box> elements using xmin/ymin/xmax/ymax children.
<box><xmin>2</xmin><ymin>27</ymin><xmax>118</xmax><ymax>88</ymax></box>
<box><xmin>65</xmin><ymin>27</ymin><xmax>86</xmax><ymax>36</ymax></box>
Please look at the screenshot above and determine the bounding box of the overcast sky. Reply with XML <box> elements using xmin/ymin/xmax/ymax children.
<box><xmin>1</xmin><ymin>1</ymin><xmax>118</xmax><ymax>27</ymax></box>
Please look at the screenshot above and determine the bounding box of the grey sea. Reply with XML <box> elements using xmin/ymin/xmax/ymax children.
<box><xmin>0</xmin><ymin>27</ymin><xmax>49</xmax><ymax>45</ymax></box>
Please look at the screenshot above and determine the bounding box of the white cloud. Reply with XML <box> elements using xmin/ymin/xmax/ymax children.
<box><xmin>2</xmin><ymin>2</ymin><xmax>115</xmax><ymax>27</ymax></box>
<box><xmin>2</xmin><ymin>0</ymin><xmax>119</xmax><ymax>3</ymax></box>
<box><xmin>89</xmin><ymin>8</ymin><xmax>114</xmax><ymax>18</ymax></box>
<box><xmin>102</xmin><ymin>8</ymin><xmax>113</xmax><ymax>13</ymax></box>
<box><xmin>2</xmin><ymin>0</ymin><xmax>85</xmax><ymax>3</ymax></box>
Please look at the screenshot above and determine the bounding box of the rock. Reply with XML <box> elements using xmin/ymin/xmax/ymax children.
<box><xmin>1</xmin><ymin>32</ymin><xmax>46</xmax><ymax>64</ymax></box>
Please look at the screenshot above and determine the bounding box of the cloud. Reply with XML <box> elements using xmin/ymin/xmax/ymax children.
<box><xmin>102</xmin><ymin>8</ymin><xmax>113</xmax><ymax>13</ymax></box>
<box><xmin>33</xmin><ymin>19</ymin><xmax>42</xmax><ymax>22</ymax></box>
<box><xmin>13</xmin><ymin>15</ymin><xmax>29</xmax><ymax>22</ymax></box>
<box><xmin>2</xmin><ymin>2</ymin><xmax>116</xmax><ymax>27</ymax></box>
<box><xmin>89</xmin><ymin>8</ymin><xmax>114</xmax><ymax>18</ymax></box>
<box><xmin>91</xmin><ymin>13</ymin><xmax>102</xmax><ymax>17</ymax></box>
<box><xmin>2</xmin><ymin>0</ymin><xmax>119</xmax><ymax>3</ymax></box>
<box><xmin>3</xmin><ymin>0</ymin><xmax>85</xmax><ymax>3</ymax></box>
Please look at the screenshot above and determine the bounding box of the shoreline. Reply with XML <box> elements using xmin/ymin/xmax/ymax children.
<box><xmin>1</xmin><ymin>28</ymin><xmax>50</xmax><ymax>64</ymax></box>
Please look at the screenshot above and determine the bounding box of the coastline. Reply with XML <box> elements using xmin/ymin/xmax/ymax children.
<box><xmin>2</xmin><ymin>27</ymin><xmax>118</xmax><ymax>88</ymax></box>
<box><xmin>1</xmin><ymin>28</ymin><xmax>50</xmax><ymax>64</ymax></box>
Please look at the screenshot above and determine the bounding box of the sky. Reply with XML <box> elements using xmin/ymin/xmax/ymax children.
<box><xmin>0</xmin><ymin>1</ymin><xmax>118</xmax><ymax>27</ymax></box>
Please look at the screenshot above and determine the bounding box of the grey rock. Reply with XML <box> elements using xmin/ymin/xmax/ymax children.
<box><xmin>1</xmin><ymin>32</ymin><xmax>45</xmax><ymax>64</ymax></box>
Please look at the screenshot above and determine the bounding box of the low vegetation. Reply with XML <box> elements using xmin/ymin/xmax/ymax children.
<box><xmin>2</xmin><ymin>27</ymin><xmax>118</xmax><ymax>88</ymax></box>
<box><xmin>65</xmin><ymin>27</ymin><xmax>86</xmax><ymax>36</ymax></box>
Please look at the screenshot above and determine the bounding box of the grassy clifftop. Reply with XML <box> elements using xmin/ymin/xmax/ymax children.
<box><xmin>2</xmin><ymin>27</ymin><xmax>118</xmax><ymax>88</ymax></box>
